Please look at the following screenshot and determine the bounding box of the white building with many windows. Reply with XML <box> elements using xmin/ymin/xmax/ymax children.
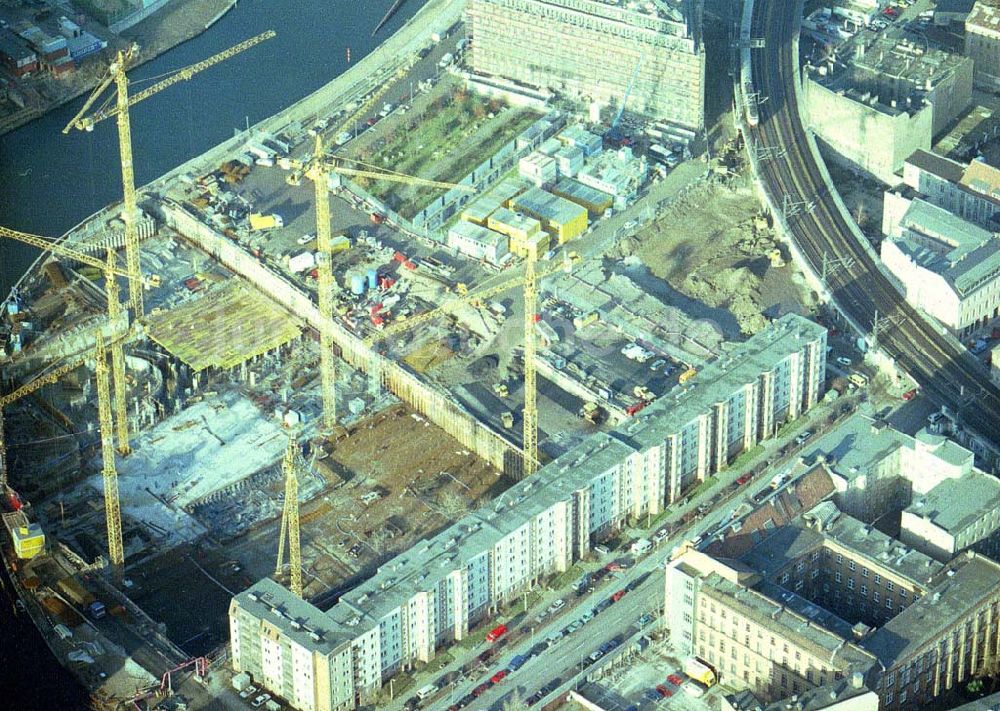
<box><xmin>230</xmin><ymin>315</ymin><xmax>827</xmax><ymax>710</ymax></box>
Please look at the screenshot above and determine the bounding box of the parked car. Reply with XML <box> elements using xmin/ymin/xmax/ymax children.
<box><xmin>836</xmin><ymin>356</ymin><xmax>852</xmax><ymax>367</ymax></box>
<box><xmin>902</xmin><ymin>388</ymin><xmax>918</xmax><ymax>401</ymax></box>
<box><xmin>667</xmin><ymin>673</ymin><xmax>684</xmax><ymax>685</ymax></box>
<box><xmin>656</xmin><ymin>684</ymin><xmax>673</xmax><ymax>698</ymax></box>
<box><xmin>735</xmin><ymin>473</ymin><xmax>752</xmax><ymax>485</ymax></box>
<box><xmin>491</xmin><ymin>670</ymin><xmax>508</xmax><ymax>684</ymax></box>
<box><xmin>472</xmin><ymin>683</ymin><xmax>492</xmax><ymax>697</ymax></box>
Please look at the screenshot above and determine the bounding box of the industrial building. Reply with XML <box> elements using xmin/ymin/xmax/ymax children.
<box><xmin>550</xmin><ymin>176</ymin><xmax>613</xmax><ymax>216</ymax></box>
<box><xmin>805</xmin><ymin>28</ymin><xmax>973</xmax><ymax>183</ymax></box>
<box><xmin>465</xmin><ymin>0</ymin><xmax>706</xmax><ymax>131</ymax></box>
<box><xmin>509</xmin><ymin>185</ymin><xmax>588</xmax><ymax>243</ymax></box>
<box><xmin>667</xmin><ymin>502</ymin><xmax>1000</xmax><ymax>711</ymax></box>
<box><xmin>880</xmin><ymin>198</ymin><xmax>1000</xmax><ymax>333</ymax></box>
<box><xmin>576</xmin><ymin>146</ymin><xmax>650</xmax><ymax>207</ymax></box>
<box><xmin>0</xmin><ymin>31</ymin><xmax>37</xmax><ymax>77</ymax></box>
<box><xmin>486</xmin><ymin>206</ymin><xmax>548</xmax><ymax>258</ymax></box>
<box><xmin>230</xmin><ymin>315</ymin><xmax>827</xmax><ymax>710</ymax></box>
<box><xmin>966</xmin><ymin>0</ymin><xmax>1000</xmax><ymax>90</ymax></box>
<box><xmin>446</xmin><ymin>220</ymin><xmax>510</xmax><ymax>266</ymax></box>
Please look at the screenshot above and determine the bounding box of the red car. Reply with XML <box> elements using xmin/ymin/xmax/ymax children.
<box><xmin>902</xmin><ymin>389</ymin><xmax>918</xmax><ymax>401</ymax></box>
<box><xmin>491</xmin><ymin>670</ymin><xmax>507</xmax><ymax>684</ymax></box>
<box><xmin>882</xmin><ymin>6</ymin><xmax>898</xmax><ymax>17</ymax></box>
<box><xmin>656</xmin><ymin>684</ymin><xmax>673</xmax><ymax>697</ymax></box>
<box><xmin>472</xmin><ymin>683</ymin><xmax>492</xmax><ymax>697</ymax></box>
<box><xmin>735</xmin><ymin>474</ymin><xmax>752</xmax><ymax>485</ymax></box>
<box><xmin>667</xmin><ymin>673</ymin><xmax>684</xmax><ymax>685</ymax></box>
<box><xmin>611</xmin><ymin>589</ymin><xmax>626</xmax><ymax>602</ymax></box>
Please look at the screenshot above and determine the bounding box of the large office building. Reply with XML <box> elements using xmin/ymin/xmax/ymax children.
<box><xmin>230</xmin><ymin>315</ymin><xmax>826</xmax><ymax>710</ymax></box>
<box><xmin>882</xmin><ymin>152</ymin><xmax>1000</xmax><ymax>334</ymax></box>
<box><xmin>465</xmin><ymin>0</ymin><xmax>706</xmax><ymax>131</ymax></box>
<box><xmin>667</xmin><ymin>502</ymin><xmax>1000</xmax><ymax>711</ymax></box>
<box><xmin>966</xmin><ymin>0</ymin><xmax>1000</xmax><ymax>90</ymax></box>
<box><xmin>804</xmin><ymin>28</ymin><xmax>972</xmax><ymax>183</ymax></box>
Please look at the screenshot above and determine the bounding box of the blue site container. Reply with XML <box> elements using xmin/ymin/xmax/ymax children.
<box><xmin>367</xmin><ymin>268</ymin><xmax>378</xmax><ymax>290</ymax></box>
<box><xmin>350</xmin><ymin>274</ymin><xmax>366</xmax><ymax>295</ymax></box>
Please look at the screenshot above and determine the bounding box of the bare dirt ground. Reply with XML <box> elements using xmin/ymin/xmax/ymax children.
<box><xmin>122</xmin><ymin>0</ymin><xmax>236</xmax><ymax>59</ymax></box>
<box><xmin>614</xmin><ymin>178</ymin><xmax>814</xmax><ymax>335</ymax></box>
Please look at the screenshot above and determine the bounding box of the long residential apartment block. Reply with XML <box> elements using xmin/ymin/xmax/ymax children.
<box><xmin>229</xmin><ymin>314</ymin><xmax>826</xmax><ymax>710</ymax></box>
<box><xmin>465</xmin><ymin>0</ymin><xmax>706</xmax><ymax>130</ymax></box>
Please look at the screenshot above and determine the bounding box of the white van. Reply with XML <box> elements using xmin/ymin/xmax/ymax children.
<box><xmin>630</xmin><ymin>538</ymin><xmax>652</xmax><ymax>555</ymax></box>
<box><xmin>416</xmin><ymin>684</ymin><xmax>438</xmax><ymax>701</ymax></box>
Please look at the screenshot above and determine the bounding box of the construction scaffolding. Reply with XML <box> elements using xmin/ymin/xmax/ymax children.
<box><xmin>146</xmin><ymin>281</ymin><xmax>303</xmax><ymax>372</ymax></box>
<box><xmin>157</xmin><ymin>201</ymin><xmax>527</xmax><ymax>478</ymax></box>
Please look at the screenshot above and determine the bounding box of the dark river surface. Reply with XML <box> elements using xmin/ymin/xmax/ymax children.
<box><xmin>0</xmin><ymin>1</ymin><xmax>428</xmax><ymax>706</ymax></box>
<box><xmin>0</xmin><ymin>0</ymin><xmax>429</xmax><ymax>295</ymax></box>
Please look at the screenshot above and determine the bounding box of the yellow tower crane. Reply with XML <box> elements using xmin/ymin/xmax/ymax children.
<box><xmin>94</xmin><ymin>332</ymin><xmax>125</xmax><ymax>566</ymax></box>
<box><xmin>364</xmin><ymin>251</ymin><xmax>575</xmax><ymax>475</ymax></box>
<box><xmin>0</xmin><ymin>331</ymin><xmax>127</xmax><ymax>563</ymax></box>
<box><xmin>1</xmin><ymin>227</ymin><xmax>134</xmax><ymax>454</ymax></box>
<box><xmin>522</xmin><ymin>247</ymin><xmax>539</xmax><ymax>476</ymax></box>
<box><xmin>62</xmin><ymin>30</ymin><xmax>276</xmax><ymax>317</ymax></box>
<box><xmin>289</xmin><ymin>139</ymin><xmax>474</xmax><ymax>431</ymax></box>
<box><xmin>275</xmin><ymin>435</ymin><xmax>302</xmax><ymax>598</ymax></box>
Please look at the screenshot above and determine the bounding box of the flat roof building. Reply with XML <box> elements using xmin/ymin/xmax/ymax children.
<box><xmin>446</xmin><ymin>221</ymin><xmax>510</xmax><ymax>266</ymax></box>
<box><xmin>550</xmin><ymin>177</ymin><xmax>613</xmax><ymax>216</ymax></box>
<box><xmin>232</xmin><ymin>315</ymin><xmax>827</xmax><ymax>710</ymax></box>
<box><xmin>509</xmin><ymin>186</ymin><xmax>588</xmax><ymax>243</ymax></box>
<box><xmin>805</xmin><ymin>28</ymin><xmax>973</xmax><ymax>183</ymax></box>
<box><xmin>466</xmin><ymin>0</ymin><xmax>706</xmax><ymax>130</ymax></box>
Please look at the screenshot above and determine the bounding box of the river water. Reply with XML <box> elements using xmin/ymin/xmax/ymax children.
<box><xmin>0</xmin><ymin>0</ymin><xmax>429</xmax><ymax>295</ymax></box>
<box><xmin>0</xmin><ymin>0</ymin><xmax>428</xmax><ymax>705</ymax></box>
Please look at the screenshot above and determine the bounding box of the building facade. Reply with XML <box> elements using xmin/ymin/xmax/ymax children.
<box><xmin>880</xmin><ymin>197</ymin><xmax>1000</xmax><ymax>333</ymax></box>
<box><xmin>465</xmin><ymin>0</ymin><xmax>706</xmax><ymax>130</ymax></box>
<box><xmin>231</xmin><ymin>315</ymin><xmax>827</xmax><ymax>710</ymax></box>
<box><xmin>966</xmin><ymin>1</ymin><xmax>1000</xmax><ymax>90</ymax></box>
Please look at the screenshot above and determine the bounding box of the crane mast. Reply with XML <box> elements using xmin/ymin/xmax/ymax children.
<box><xmin>311</xmin><ymin>137</ymin><xmax>338</xmax><ymax>432</ymax></box>
<box><xmin>522</xmin><ymin>248</ymin><xmax>539</xmax><ymax>476</ymax></box>
<box><xmin>111</xmin><ymin>50</ymin><xmax>144</xmax><ymax>317</ymax></box>
<box><xmin>104</xmin><ymin>251</ymin><xmax>130</xmax><ymax>455</ymax></box>
<box><xmin>95</xmin><ymin>333</ymin><xmax>125</xmax><ymax>566</ymax></box>
<box><xmin>275</xmin><ymin>436</ymin><xmax>302</xmax><ymax>598</ymax></box>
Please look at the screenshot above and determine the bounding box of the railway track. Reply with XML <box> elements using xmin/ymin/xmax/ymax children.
<box><xmin>746</xmin><ymin>0</ymin><xmax>1000</xmax><ymax>440</ymax></box>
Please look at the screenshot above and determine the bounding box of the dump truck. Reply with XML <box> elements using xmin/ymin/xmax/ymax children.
<box><xmin>684</xmin><ymin>658</ymin><xmax>717</xmax><ymax>687</ymax></box>
<box><xmin>501</xmin><ymin>412</ymin><xmax>514</xmax><ymax>429</ymax></box>
<box><xmin>249</xmin><ymin>213</ymin><xmax>284</xmax><ymax>231</ymax></box>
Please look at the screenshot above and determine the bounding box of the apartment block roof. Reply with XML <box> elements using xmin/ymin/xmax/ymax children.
<box><xmin>801</xmin><ymin>413</ymin><xmax>909</xmax><ymax>481</ymax></box>
<box><xmin>761</xmin><ymin>677</ymin><xmax>878</xmax><ymax>711</ymax></box>
<box><xmin>906</xmin><ymin>149</ymin><xmax>966</xmax><ymax>183</ymax></box>
<box><xmin>967</xmin><ymin>0</ymin><xmax>1000</xmax><ymax>35</ymax></box>
<box><xmin>862</xmin><ymin>553</ymin><xmax>1000</xmax><ymax>668</ymax></box>
<box><xmin>739</xmin><ymin>501</ymin><xmax>942</xmax><ymax>590</ymax></box>
<box><xmin>233</xmin><ymin>578</ymin><xmax>355</xmax><ymax>655</ymax></box>
<box><xmin>620</xmin><ymin>313</ymin><xmax>826</xmax><ymax>452</ymax></box>
<box><xmin>905</xmin><ymin>471</ymin><xmax>1000</xmax><ymax>535</ymax></box>
<box><xmin>806</xmin><ymin>502</ymin><xmax>943</xmax><ymax>587</ymax></box>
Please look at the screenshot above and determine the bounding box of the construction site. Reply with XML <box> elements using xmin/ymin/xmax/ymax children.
<box><xmin>0</xmin><ymin>3</ymin><xmax>816</xmax><ymax>710</ymax></box>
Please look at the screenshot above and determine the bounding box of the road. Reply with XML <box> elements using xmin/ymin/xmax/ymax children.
<box><xmin>389</xmin><ymin>386</ymin><xmax>858</xmax><ymax>711</ymax></box>
<box><xmin>744</xmin><ymin>0</ymin><xmax>1000</xmax><ymax>439</ymax></box>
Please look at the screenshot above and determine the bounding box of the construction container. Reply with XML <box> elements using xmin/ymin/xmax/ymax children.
<box><xmin>367</xmin><ymin>269</ymin><xmax>378</xmax><ymax>290</ymax></box>
<box><xmin>330</xmin><ymin>235</ymin><xmax>351</xmax><ymax>252</ymax></box>
<box><xmin>350</xmin><ymin>275</ymin><xmax>366</xmax><ymax>295</ymax></box>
